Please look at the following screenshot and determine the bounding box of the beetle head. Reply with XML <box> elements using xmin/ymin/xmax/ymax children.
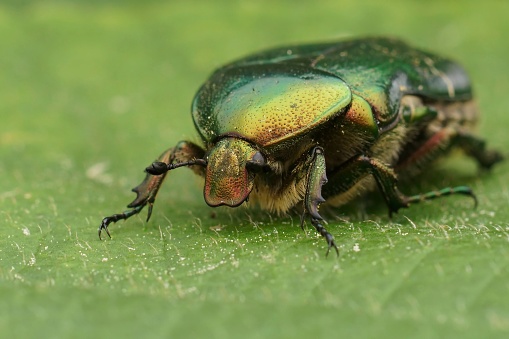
<box><xmin>204</xmin><ymin>138</ymin><xmax>264</xmax><ymax>207</ymax></box>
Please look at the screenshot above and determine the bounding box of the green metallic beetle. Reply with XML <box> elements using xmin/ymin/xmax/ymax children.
<box><xmin>99</xmin><ymin>37</ymin><xmax>502</xmax><ymax>255</ymax></box>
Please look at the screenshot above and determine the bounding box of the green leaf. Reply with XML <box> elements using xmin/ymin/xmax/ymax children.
<box><xmin>1</xmin><ymin>1</ymin><xmax>509</xmax><ymax>338</ymax></box>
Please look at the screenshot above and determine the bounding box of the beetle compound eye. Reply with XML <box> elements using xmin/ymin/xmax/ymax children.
<box><xmin>246</xmin><ymin>151</ymin><xmax>268</xmax><ymax>173</ymax></box>
<box><xmin>252</xmin><ymin>151</ymin><xmax>265</xmax><ymax>165</ymax></box>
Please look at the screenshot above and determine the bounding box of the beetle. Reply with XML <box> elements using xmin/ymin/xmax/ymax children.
<box><xmin>99</xmin><ymin>37</ymin><xmax>502</xmax><ymax>256</ymax></box>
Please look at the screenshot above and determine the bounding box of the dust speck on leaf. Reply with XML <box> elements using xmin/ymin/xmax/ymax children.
<box><xmin>86</xmin><ymin>162</ymin><xmax>113</xmax><ymax>184</ymax></box>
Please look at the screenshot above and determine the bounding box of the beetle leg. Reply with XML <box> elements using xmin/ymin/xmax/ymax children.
<box><xmin>404</xmin><ymin>186</ymin><xmax>477</xmax><ymax>208</ymax></box>
<box><xmin>301</xmin><ymin>147</ymin><xmax>339</xmax><ymax>257</ymax></box>
<box><xmin>456</xmin><ymin>133</ymin><xmax>504</xmax><ymax>170</ymax></box>
<box><xmin>325</xmin><ymin>153</ymin><xmax>480</xmax><ymax>217</ymax></box>
<box><xmin>98</xmin><ymin>205</ymin><xmax>145</xmax><ymax>239</ymax></box>
<box><xmin>99</xmin><ymin>141</ymin><xmax>206</xmax><ymax>239</ymax></box>
<box><xmin>303</xmin><ymin>148</ymin><xmax>328</xmax><ymax>221</ymax></box>
<box><xmin>397</xmin><ymin>97</ymin><xmax>502</xmax><ymax>172</ymax></box>
<box><xmin>324</xmin><ymin>155</ymin><xmax>409</xmax><ymax>216</ymax></box>
<box><xmin>390</xmin><ymin>129</ymin><xmax>502</xmax><ymax>210</ymax></box>
<box><xmin>397</xmin><ymin>127</ymin><xmax>503</xmax><ymax>173</ymax></box>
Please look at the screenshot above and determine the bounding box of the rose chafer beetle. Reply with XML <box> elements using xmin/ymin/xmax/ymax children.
<box><xmin>99</xmin><ymin>37</ymin><xmax>502</xmax><ymax>256</ymax></box>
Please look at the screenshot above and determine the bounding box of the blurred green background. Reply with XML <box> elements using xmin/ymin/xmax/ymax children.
<box><xmin>1</xmin><ymin>0</ymin><xmax>509</xmax><ymax>338</ymax></box>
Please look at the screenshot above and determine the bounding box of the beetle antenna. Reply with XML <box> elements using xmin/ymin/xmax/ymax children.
<box><xmin>145</xmin><ymin>159</ymin><xmax>207</xmax><ymax>175</ymax></box>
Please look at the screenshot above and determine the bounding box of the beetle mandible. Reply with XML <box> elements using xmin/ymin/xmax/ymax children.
<box><xmin>99</xmin><ymin>37</ymin><xmax>503</xmax><ymax>256</ymax></box>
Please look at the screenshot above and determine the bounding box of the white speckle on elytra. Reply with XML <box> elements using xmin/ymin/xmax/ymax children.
<box><xmin>353</xmin><ymin>243</ymin><xmax>360</xmax><ymax>252</ymax></box>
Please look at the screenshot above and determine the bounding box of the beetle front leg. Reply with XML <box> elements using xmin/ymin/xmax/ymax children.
<box><xmin>98</xmin><ymin>204</ymin><xmax>145</xmax><ymax>239</ymax></box>
<box><xmin>300</xmin><ymin>147</ymin><xmax>339</xmax><ymax>257</ymax></box>
<box><xmin>99</xmin><ymin>141</ymin><xmax>206</xmax><ymax>239</ymax></box>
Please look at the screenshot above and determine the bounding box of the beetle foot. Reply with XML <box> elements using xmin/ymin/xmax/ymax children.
<box><xmin>98</xmin><ymin>216</ymin><xmax>115</xmax><ymax>240</ymax></box>
<box><xmin>387</xmin><ymin>197</ymin><xmax>410</xmax><ymax>218</ymax></box>
<box><xmin>311</xmin><ymin>218</ymin><xmax>339</xmax><ymax>257</ymax></box>
<box><xmin>98</xmin><ymin>204</ymin><xmax>146</xmax><ymax>240</ymax></box>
